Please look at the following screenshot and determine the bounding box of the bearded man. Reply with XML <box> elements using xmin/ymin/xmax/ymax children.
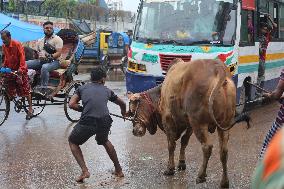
<box><xmin>26</xmin><ymin>21</ymin><xmax>63</xmax><ymax>93</ymax></box>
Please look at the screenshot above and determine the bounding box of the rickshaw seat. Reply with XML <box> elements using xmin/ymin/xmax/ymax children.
<box><xmin>49</xmin><ymin>43</ymin><xmax>75</xmax><ymax>79</ymax></box>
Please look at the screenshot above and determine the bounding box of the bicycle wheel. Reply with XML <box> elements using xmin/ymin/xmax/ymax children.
<box><xmin>64</xmin><ymin>82</ymin><xmax>83</xmax><ymax>122</ymax></box>
<box><xmin>0</xmin><ymin>90</ymin><xmax>10</xmax><ymax>126</ymax></box>
<box><xmin>23</xmin><ymin>92</ymin><xmax>46</xmax><ymax>117</ymax></box>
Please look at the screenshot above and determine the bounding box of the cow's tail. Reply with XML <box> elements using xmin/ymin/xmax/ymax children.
<box><xmin>208</xmin><ymin>65</ymin><xmax>233</xmax><ymax>131</ymax></box>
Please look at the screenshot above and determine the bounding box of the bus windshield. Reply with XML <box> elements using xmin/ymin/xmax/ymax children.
<box><xmin>135</xmin><ymin>0</ymin><xmax>236</xmax><ymax>46</ymax></box>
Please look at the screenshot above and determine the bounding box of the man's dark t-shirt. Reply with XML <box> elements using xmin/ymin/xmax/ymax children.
<box><xmin>75</xmin><ymin>82</ymin><xmax>118</xmax><ymax>119</ymax></box>
<box><xmin>69</xmin><ymin>82</ymin><xmax>118</xmax><ymax>145</ymax></box>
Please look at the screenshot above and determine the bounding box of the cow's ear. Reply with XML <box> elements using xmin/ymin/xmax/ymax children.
<box><xmin>127</xmin><ymin>91</ymin><xmax>133</xmax><ymax>99</ymax></box>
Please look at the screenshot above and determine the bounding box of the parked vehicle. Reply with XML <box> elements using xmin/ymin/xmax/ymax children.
<box><xmin>102</xmin><ymin>31</ymin><xmax>130</xmax><ymax>73</ymax></box>
<box><xmin>81</xmin><ymin>29</ymin><xmax>111</xmax><ymax>63</ymax></box>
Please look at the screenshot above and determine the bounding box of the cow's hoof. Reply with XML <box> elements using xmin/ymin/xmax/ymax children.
<box><xmin>163</xmin><ymin>168</ymin><xmax>175</xmax><ymax>176</ymax></box>
<box><xmin>177</xmin><ymin>160</ymin><xmax>186</xmax><ymax>170</ymax></box>
<box><xmin>220</xmin><ymin>179</ymin><xmax>229</xmax><ymax>189</ymax></box>
<box><xmin>196</xmin><ymin>176</ymin><xmax>206</xmax><ymax>184</ymax></box>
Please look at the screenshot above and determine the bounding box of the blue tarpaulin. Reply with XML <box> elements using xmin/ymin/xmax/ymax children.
<box><xmin>0</xmin><ymin>13</ymin><xmax>59</xmax><ymax>46</ymax></box>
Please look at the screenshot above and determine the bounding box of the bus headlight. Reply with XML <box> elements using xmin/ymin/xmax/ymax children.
<box><xmin>128</xmin><ymin>61</ymin><xmax>136</xmax><ymax>70</ymax></box>
<box><xmin>138</xmin><ymin>64</ymin><xmax>147</xmax><ymax>72</ymax></box>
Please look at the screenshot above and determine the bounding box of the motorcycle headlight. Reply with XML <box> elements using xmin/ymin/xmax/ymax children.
<box><xmin>108</xmin><ymin>36</ymin><xmax>114</xmax><ymax>47</ymax></box>
<box><xmin>118</xmin><ymin>36</ymin><xmax>124</xmax><ymax>47</ymax></box>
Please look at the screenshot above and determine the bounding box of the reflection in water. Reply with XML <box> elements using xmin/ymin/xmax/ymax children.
<box><xmin>106</xmin><ymin>70</ymin><xmax>125</xmax><ymax>82</ymax></box>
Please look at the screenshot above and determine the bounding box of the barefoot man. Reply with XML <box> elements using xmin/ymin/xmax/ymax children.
<box><xmin>68</xmin><ymin>67</ymin><xmax>126</xmax><ymax>182</ymax></box>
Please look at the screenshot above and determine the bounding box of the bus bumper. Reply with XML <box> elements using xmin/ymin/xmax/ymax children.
<box><xmin>126</xmin><ymin>70</ymin><xmax>164</xmax><ymax>93</ymax></box>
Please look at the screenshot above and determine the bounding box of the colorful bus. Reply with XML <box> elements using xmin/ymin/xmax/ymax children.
<box><xmin>126</xmin><ymin>0</ymin><xmax>284</xmax><ymax>113</ymax></box>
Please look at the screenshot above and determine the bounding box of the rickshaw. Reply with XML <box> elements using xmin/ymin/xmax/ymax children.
<box><xmin>101</xmin><ymin>32</ymin><xmax>130</xmax><ymax>73</ymax></box>
<box><xmin>0</xmin><ymin>29</ymin><xmax>88</xmax><ymax>126</ymax></box>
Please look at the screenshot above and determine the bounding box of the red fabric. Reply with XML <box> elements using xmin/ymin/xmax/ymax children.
<box><xmin>2</xmin><ymin>40</ymin><xmax>27</xmax><ymax>73</ymax></box>
<box><xmin>242</xmin><ymin>0</ymin><xmax>255</xmax><ymax>10</ymax></box>
<box><xmin>6</xmin><ymin>73</ymin><xmax>31</xmax><ymax>97</ymax></box>
<box><xmin>260</xmin><ymin>32</ymin><xmax>272</xmax><ymax>61</ymax></box>
<box><xmin>50</xmin><ymin>71</ymin><xmax>62</xmax><ymax>78</ymax></box>
<box><xmin>128</xmin><ymin>47</ymin><xmax>132</xmax><ymax>59</ymax></box>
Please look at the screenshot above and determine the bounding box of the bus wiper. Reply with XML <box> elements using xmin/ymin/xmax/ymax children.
<box><xmin>161</xmin><ymin>39</ymin><xmax>185</xmax><ymax>45</ymax></box>
<box><xmin>146</xmin><ymin>38</ymin><xmax>161</xmax><ymax>44</ymax></box>
<box><xmin>187</xmin><ymin>40</ymin><xmax>212</xmax><ymax>45</ymax></box>
<box><xmin>136</xmin><ymin>37</ymin><xmax>161</xmax><ymax>44</ymax></box>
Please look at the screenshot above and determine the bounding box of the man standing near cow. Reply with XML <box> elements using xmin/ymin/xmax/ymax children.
<box><xmin>26</xmin><ymin>21</ymin><xmax>63</xmax><ymax>94</ymax></box>
<box><xmin>68</xmin><ymin>67</ymin><xmax>126</xmax><ymax>182</ymax></box>
<box><xmin>256</xmin><ymin>14</ymin><xmax>277</xmax><ymax>97</ymax></box>
<box><xmin>259</xmin><ymin>69</ymin><xmax>284</xmax><ymax>158</ymax></box>
<box><xmin>1</xmin><ymin>30</ymin><xmax>33</xmax><ymax>120</ymax></box>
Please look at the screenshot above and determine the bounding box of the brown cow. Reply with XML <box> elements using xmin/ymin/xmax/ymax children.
<box><xmin>127</xmin><ymin>59</ymin><xmax>250</xmax><ymax>188</ymax></box>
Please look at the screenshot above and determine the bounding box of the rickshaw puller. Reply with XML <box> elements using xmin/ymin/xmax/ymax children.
<box><xmin>1</xmin><ymin>30</ymin><xmax>33</xmax><ymax>120</ymax></box>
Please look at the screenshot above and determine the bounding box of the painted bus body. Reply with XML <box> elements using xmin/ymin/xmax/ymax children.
<box><xmin>126</xmin><ymin>0</ymin><xmax>284</xmax><ymax>108</ymax></box>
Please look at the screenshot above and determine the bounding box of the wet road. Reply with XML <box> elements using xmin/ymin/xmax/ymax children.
<box><xmin>0</xmin><ymin>73</ymin><xmax>280</xmax><ymax>189</ymax></box>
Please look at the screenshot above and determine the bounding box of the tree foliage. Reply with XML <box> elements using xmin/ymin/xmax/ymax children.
<box><xmin>42</xmin><ymin>0</ymin><xmax>77</xmax><ymax>18</ymax></box>
<box><xmin>7</xmin><ymin>0</ymin><xmax>16</xmax><ymax>12</ymax></box>
<box><xmin>3</xmin><ymin>0</ymin><xmax>135</xmax><ymax>23</ymax></box>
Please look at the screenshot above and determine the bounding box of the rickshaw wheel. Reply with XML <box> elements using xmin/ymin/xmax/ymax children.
<box><xmin>64</xmin><ymin>82</ymin><xmax>83</xmax><ymax>122</ymax></box>
<box><xmin>23</xmin><ymin>92</ymin><xmax>46</xmax><ymax>117</ymax></box>
<box><xmin>0</xmin><ymin>89</ymin><xmax>10</xmax><ymax>126</ymax></box>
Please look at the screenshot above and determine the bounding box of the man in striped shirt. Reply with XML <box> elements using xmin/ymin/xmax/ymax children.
<box><xmin>259</xmin><ymin>70</ymin><xmax>284</xmax><ymax>158</ymax></box>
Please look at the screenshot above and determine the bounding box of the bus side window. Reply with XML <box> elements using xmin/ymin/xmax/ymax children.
<box><xmin>248</xmin><ymin>12</ymin><xmax>254</xmax><ymax>43</ymax></box>
<box><xmin>240</xmin><ymin>10</ymin><xmax>254</xmax><ymax>45</ymax></box>
<box><xmin>280</xmin><ymin>4</ymin><xmax>284</xmax><ymax>38</ymax></box>
<box><xmin>269</xmin><ymin>2</ymin><xmax>279</xmax><ymax>39</ymax></box>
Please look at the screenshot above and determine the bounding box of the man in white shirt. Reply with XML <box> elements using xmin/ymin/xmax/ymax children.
<box><xmin>26</xmin><ymin>21</ymin><xmax>63</xmax><ymax>90</ymax></box>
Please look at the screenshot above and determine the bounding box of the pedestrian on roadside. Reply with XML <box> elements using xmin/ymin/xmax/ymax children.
<box><xmin>68</xmin><ymin>66</ymin><xmax>126</xmax><ymax>182</ymax></box>
<box><xmin>259</xmin><ymin>69</ymin><xmax>284</xmax><ymax>158</ymax></box>
<box><xmin>127</xmin><ymin>30</ymin><xmax>133</xmax><ymax>46</ymax></box>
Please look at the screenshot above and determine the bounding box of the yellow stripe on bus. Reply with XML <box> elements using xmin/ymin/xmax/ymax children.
<box><xmin>239</xmin><ymin>53</ymin><xmax>284</xmax><ymax>64</ymax></box>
